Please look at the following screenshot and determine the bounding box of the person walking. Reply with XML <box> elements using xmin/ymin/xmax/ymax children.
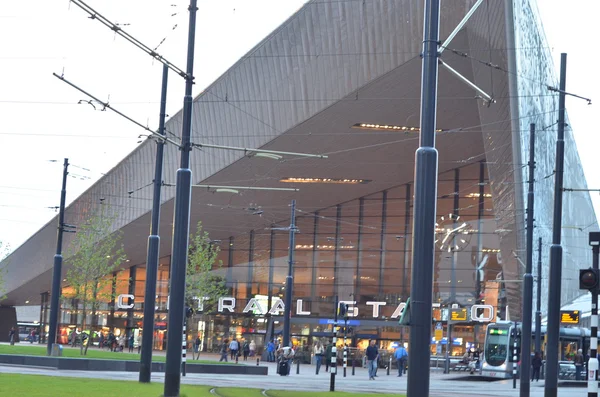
<box><xmin>98</xmin><ymin>332</ymin><xmax>104</xmax><ymax>349</ymax></box>
<box><xmin>219</xmin><ymin>339</ymin><xmax>229</xmax><ymax>362</ymax></box>
<box><xmin>531</xmin><ymin>351</ymin><xmax>542</xmax><ymax>382</ymax></box>
<box><xmin>313</xmin><ymin>341</ymin><xmax>325</xmax><ymax>374</ymax></box>
<box><xmin>267</xmin><ymin>340</ymin><xmax>276</xmax><ymax>362</ymax></box>
<box><xmin>128</xmin><ymin>333</ymin><xmax>135</xmax><ymax>353</ymax></box>
<box><xmin>136</xmin><ymin>333</ymin><xmax>142</xmax><ymax>354</ymax></box>
<box><xmin>366</xmin><ymin>340</ymin><xmax>379</xmax><ymax>380</ymax></box>
<box><xmin>574</xmin><ymin>349</ymin><xmax>584</xmax><ymax>380</ymax></box>
<box><xmin>249</xmin><ymin>340</ymin><xmax>256</xmax><ymax>357</ymax></box>
<box><xmin>242</xmin><ymin>340</ymin><xmax>250</xmax><ymax>361</ymax></box>
<box><xmin>8</xmin><ymin>327</ymin><xmax>15</xmax><ymax>345</ymax></box>
<box><xmin>194</xmin><ymin>335</ymin><xmax>201</xmax><ymax>360</ymax></box>
<box><xmin>394</xmin><ymin>344</ymin><xmax>408</xmax><ymax>377</ymax></box>
<box><xmin>229</xmin><ymin>339</ymin><xmax>239</xmax><ymax>360</ymax></box>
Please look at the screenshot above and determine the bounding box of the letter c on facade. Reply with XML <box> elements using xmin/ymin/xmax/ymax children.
<box><xmin>116</xmin><ymin>294</ymin><xmax>135</xmax><ymax>310</ymax></box>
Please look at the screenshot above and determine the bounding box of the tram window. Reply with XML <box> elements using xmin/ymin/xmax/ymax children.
<box><xmin>561</xmin><ymin>341</ymin><xmax>579</xmax><ymax>361</ymax></box>
<box><xmin>485</xmin><ymin>332</ymin><xmax>509</xmax><ymax>367</ymax></box>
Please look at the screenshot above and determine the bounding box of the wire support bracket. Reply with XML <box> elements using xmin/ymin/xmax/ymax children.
<box><xmin>52</xmin><ymin>73</ymin><xmax>181</xmax><ymax>147</ymax></box>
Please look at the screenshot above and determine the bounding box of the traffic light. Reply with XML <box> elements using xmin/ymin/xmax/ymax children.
<box><xmin>338</xmin><ymin>303</ymin><xmax>348</xmax><ymax>318</ymax></box>
<box><xmin>579</xmin><ymin>268</ymin><xmax>600</xmax><ymax>291</ymax></box>
<box><xmin>185</xmin><ymin>306</ymin><xmax>194</xmax><ymax>318</ymax></box>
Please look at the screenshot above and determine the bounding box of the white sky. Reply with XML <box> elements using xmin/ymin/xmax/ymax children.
<box><xmin>0</xmin><ymin>0</ymin><xmax>598</xmax><ymax>253</ymax></box>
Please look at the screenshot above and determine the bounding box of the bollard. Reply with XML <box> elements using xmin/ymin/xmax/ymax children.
<box><xmin>352</xmin><ymin>355</ymin><xmax>355</xmax><ymax>376</ymax></box>
<box><xmin>387</xmin><ymin>356</ymin><xmax>391</xmax><ymax>375</ymax></box>
<box><xmin>257</xmin><ymin>358</ymin><xmax>260</xmax><ymax>366</ymax></box>
<box><xmin>296</xmin><ymin>358</ymin><xmax>300</xmax><ymax>374</ymax></box>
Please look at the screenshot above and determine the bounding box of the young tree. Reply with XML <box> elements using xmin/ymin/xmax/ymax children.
<box><xmin>64</xmin><ymin>209</ymin><xmax>126</xmax><ymax>355</ymax></box>
<box><xmin>186</xmin><ymin>221</ymin><xmax>228</xmax><ymax>358</ymax></box>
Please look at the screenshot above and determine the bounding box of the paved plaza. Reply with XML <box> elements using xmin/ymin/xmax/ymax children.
<box><xmin>0</xmin><ymin>357</ymin><xmax>584</xmax><ymax>397</ymax></box>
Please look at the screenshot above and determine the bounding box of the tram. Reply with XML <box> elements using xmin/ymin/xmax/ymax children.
<box><xmin>481</xmin><ymin>321</ymin><xmax>589</xmax><ymax>379</ymax></box>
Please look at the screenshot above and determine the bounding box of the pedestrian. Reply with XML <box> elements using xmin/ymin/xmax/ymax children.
<box><xmin>8</xmin><ymin>327</ymin><xmax>15</xmax><ymax>345</ymax></box>
<box><xmin>267</xmin><ymin>340</ymin><xmax>276</xmax><ymax>362</ymax></box>
<box><xmin>574</xmin><ymin>349</ymin><xmax>584</xmax><ymax>380</ymax></box>
<box><xmin>194</xmin><ymin>335</ymin><xmax>201</xmax><ymax>360</ymax></box>
<box><xmin>325</xmin><ymin>342</ymin><xmax>333</xmax><ymax>372</ymax></box>
<box><xmin>128</xmin><ymin>333</ymin><xmax>134</xmax><ymax>353</ymax></box>
<box><xmin>229</xmin><ymin>338</ymin><xmax>239</xmax><ymax>360</ymax></box>
<box><xmin>531</xmin><ymin>351</ymin><xmax>542</xmax><ymax>382</ymax></box>
<box><xmin>136</xmin><ymin>333</ymin><xmax>142</xmax><ymax>354</ymax></box>
<box><xmin>219</xmin><ymin>339</ymin><xmax>229</xmax><ymax>362</ymax></box>
<box><xmin>108</xmin><ymin>331</ymin><xmax>115</xmax><ymax>352</ymax></box>
<box><xmin>118</xmin><ymin>335</ymin><xmax>125</xmax><ymax>352</ymax></box>
<box><xmin>394</xmin><ymin>344</ymin><xmax>408</xmax><ymax>377</ymax></box>
<box><xmin>277</xmin><ymin>344</ymin><xmax>295</xmax><ymax>375</ymax></box>
<box><xmin>249</xmin><ymin>340</ymin><xmax>256</xmax><ymax>357</ymax></box>
<box><xmin>313</xmin><ymin>341</ymin><xmax>325</xmax><ymax>375</ymax></box>
<box><xmin>366</xmin><ymin>340</ymin><xmax>379</xmax><ymax>380</ymax></box>
<box><xmin>242</xmin><ymin>340</ymin><xmax>250</xmax><ymax>361</ymax></box>
<box><xmin>98</xmin><ymin>332</ymin><xmax>104</xmax><ymax>349</ymax></box>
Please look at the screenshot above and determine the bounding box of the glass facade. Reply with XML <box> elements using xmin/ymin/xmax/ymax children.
<box><xmin>55</xmin><ymin>162</ymin><xmax>503</xmax><ymax>357</ymax></box>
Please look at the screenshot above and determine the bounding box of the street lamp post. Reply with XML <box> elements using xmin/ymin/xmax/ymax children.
<box><xmin>407</xmin><ymin>0</ymin><xmax>441</xmax><ymax>395</ymax></box>
<box><xmin>163</xmin><ymin>1</ymin><xmax>198</xmax><ymax>396</ymax></box>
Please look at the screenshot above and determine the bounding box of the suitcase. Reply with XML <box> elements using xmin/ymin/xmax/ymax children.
<box><xmin>278</xmin><ymin>360</ymin><xmax>289</xmax><ymax>376</ymax></box>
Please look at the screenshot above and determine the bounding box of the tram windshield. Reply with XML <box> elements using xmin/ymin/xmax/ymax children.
<box><xmin>485</xmin><ymin>327</ymin><xmax>510</xmax><ymax>366</ymax></box>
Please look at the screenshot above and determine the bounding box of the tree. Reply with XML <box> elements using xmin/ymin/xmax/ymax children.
<box><xmin>64</xmin><ymin>209</ymin><xmax>126</xmax><ymax>355</ymax></box>
<box><xmin>0</xmin><ymin>242</ymin><xmax>10</xmax><ymax>302</ymax></box>
<box><xmin>186</xmin><ymin>221</ymin><xmax>227</xmax><ymax>358</ymax></box>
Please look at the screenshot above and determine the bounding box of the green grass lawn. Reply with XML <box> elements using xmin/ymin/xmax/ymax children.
<box><xmin>0</xmin><ymin>344</ymin><xmax>229</xmax><ymax>364</ymax></box>
<box><xmin>0</xmin><ymin>373</ymin><xmax>212</xmax><ymax>397</ymax></box>
<box><xmin>0</xmin><ymin>375</ymin><xmax>407</xmax><ymax>397</ymax></box>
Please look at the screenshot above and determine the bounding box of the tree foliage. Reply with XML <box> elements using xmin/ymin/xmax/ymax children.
<box><xmin>186</xmin><ymin>221</ymin><xmax>227</xmax><ymax>314</ymax></box>
<box><xmin>64</xmin><ymin>208</ymin><xmax>126</xmax><ymax>354</ymax></box>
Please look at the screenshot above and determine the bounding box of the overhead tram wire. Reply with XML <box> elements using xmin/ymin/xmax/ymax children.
<box><xmin>69</xmin><ymin>0</ymin><xmax>187</xmax><ymax>79</ymax></box>
<box><xmin>52</xmin><ymin>73</ymin><xmax>182</xmax><ymax>147</ymax></box>
<box><xmin>440</xmin><ymin>45</ymin><xmax>592</xmax><ymax>104</ymax></box>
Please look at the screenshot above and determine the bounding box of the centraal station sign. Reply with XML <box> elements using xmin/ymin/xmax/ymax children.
<box><xmin>116</xmin><ymin>294</ymin><xmax>494</xmax><ymax>322</ymax></box>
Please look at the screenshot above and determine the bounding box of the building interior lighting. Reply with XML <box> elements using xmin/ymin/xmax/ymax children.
<box><xmin>466</xmin><ymin>193</ymin><xmax>492</xmax><ymax>198</ymax></box>
<box><xmin>296</xmin><ymin>244</ymin><xmax>355</xmax><ymax>250</ymax></box>
<box><xmin>280</xmin><ymin>177</ymin><xmax>370</xmax><ymax>184</ymax></box>
<box><xmin>249</xmin><ymin>152</ymin><xmax>283</xmax><ymax>160</ymax></box>
<box><xmin>352</xmin><ymin>123</ymin><xmax>445</xmax><ymax>133</ymax></box>
<box><xmin>482</xmin><ymin>248</ymin><xmax>501</xmax><ymax>253</ymax></box>
<box><xmin>215</xmin><ymin>188</ymin><xmax>240</xmax><ymax>194</ymax></box>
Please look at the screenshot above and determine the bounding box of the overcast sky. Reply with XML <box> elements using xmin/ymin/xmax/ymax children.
<box><xmin>0</xmin><ymin>0</ymin><xmax>598</xmax><ymax>253</ymax></box>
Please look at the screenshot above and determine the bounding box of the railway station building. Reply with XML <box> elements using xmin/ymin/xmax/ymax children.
<box><xmin>1</xmin><ymin>0</ymin><xmax>596</xmax><ymax>358</ymax></box>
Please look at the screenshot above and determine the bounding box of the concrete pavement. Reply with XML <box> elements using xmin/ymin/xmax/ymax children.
<box><xmin>0</xmin><ymin>361</ymin><xmax>583</xmax><ymax>396</ymax></box>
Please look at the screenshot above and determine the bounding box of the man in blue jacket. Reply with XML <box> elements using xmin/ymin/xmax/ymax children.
<box><xmin>394</xmin><ymin>345</ymin><xmax>408</xmax><ymax>377</ymax></box>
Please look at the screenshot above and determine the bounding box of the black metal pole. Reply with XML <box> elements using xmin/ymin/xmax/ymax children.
<box><xmin>343</xmin><ymin>316</ymin><xmax>347</xmax><ymax>377</ymax></box>
<box><xmin>330</xmin><ymin>295</ymin><xmax>338</xmax><ymax>392</ymax></box>
<box><xmin>163</xmin><ymin>1</ymin><xmax>197</xmax><ymax>396</ymax></box>
<box><xmin>545</xmin><ymin>53</ymin><xmax>567</xmax><ymax>397</ymax></box>
<box><xmin>589</xmin><ymin>237</ymin><xmax>599</xmax><ymax>397</ymax></box>
<box><xmin>139</xmin><ymin>64</ymin><xmax>169</xmax><ymax>383</ymax></box>
<box><xmin>520</xmin><ymin>123</ymin><xmax>536</xmax><ymax>397</ymax></box>
<box><xmin>535</xmin><ymin>237</ymin><xmax>542</xmax><ymax>355</ymax></box>
<box><xmin>47</xmin><ymin>158</ymin><xmax>69</xmax><ymax>356</ymax></box>
<box><xmin>407</xmin><ymin>0</ymin><xmax>440</xmax><ymax>394</ymax></box>
<box><xmin>513</xmin><ymin>321</ymin><xmax>518</xmax><ymax>389</ymax></box>
<box><xmin>282</xmin><ymin>200</ymin><xmax>296</xmax><ymax>348</ymax></box>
